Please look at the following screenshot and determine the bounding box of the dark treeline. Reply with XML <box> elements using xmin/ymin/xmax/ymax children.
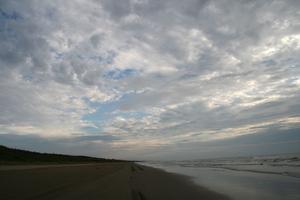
<box><xmin>0</xmin><ymin>145</ymin><xmax>125</xmax><ymax>164</ymax></box>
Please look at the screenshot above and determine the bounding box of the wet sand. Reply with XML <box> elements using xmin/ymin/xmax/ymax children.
<box><xmin>0</xmin><ymin>162</ymin><xmax>230</xmax><ymax>200</ymax></box>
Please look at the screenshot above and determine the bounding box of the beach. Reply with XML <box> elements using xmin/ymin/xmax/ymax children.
<box><xmin>0</xmin><ymin>162</ymin><xmax>229</xmax><ymax>200</ymax></box>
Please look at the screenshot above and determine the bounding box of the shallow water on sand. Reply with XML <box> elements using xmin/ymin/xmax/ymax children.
<box><xmin>140</xmin><ymin>155</ymin><xmax>300</xmax><ymax>200</ymax></box>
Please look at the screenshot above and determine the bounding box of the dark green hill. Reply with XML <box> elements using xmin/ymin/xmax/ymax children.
<box><xmin>0</xmin><ymin>145</ymin><xmax>124</xmax><ymax>164</ymax></box>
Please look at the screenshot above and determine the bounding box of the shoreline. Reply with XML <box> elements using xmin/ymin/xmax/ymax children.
<box><xmin>131</xmin><ymin>163</ymin><xmax>230</xmax><ymax>200</ymax></box>
<box><xmin>0</xmin><ymin>162</ymin><xmax>230</xmax><ymax>200</ymax></box>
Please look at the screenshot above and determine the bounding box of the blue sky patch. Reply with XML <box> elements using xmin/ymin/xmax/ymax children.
<box><xmin>0</xmin><ymin>9</ymin><xmax>22</xmax><ymax>20</ymax></box>
<box><xmin>104</xmin><ymin>68</ymin><xmax>138</xmax><ymax>80</ymax></box>
<box><xmin>82</xmin><ymin>93</ymin><xmax>148</xmax><ymax>132</ymax></box>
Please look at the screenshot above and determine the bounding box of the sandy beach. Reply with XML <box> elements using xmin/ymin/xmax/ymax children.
<box><xmin>0</xmin><ymin>162</ymin><xmax>229</xmax><ymax>200</ymax></box>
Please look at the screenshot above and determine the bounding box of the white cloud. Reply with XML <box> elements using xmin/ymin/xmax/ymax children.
<box><xmin>0</xmin><ymin>0</ymin><xmax>300</xmax><ymax>158</ymax></box>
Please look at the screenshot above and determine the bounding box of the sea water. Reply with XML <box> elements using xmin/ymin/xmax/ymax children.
<box><xmin>140</xmin><ymin>154</ymin><xmax>300</xmax><ymax>200</ymax></box>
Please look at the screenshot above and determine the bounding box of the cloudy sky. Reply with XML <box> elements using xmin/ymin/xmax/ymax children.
<box><xmin>0</xmin><ymin>0</ymin><xmax>300</xmax><ymax>160</ymax></box>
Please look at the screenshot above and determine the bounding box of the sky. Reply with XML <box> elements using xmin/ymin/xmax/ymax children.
<box><xmin>0</xmin><ymin>0</ymin><xmax>300</xmax><ymax>160</ymax></box>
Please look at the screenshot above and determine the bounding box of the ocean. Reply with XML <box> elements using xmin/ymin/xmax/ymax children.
<box><xmin>140</xmin><ymin>154</ymin><xmax>300</xmax><ymax>200</ymax></box>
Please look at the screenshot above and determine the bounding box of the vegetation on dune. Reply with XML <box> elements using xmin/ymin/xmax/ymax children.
<box><xmin>0</xmin><ymin>145</ymin><xmax>124</xmax><ymax>164</ymax></box>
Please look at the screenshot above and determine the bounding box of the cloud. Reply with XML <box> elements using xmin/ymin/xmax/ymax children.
<box><xmin>0</xmin><ymin>0</ymin><xmax>299</xmax><ymax>159</ymax></box>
